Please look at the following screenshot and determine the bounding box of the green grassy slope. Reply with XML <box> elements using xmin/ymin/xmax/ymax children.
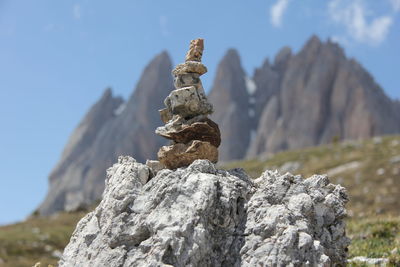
<box><xmin>1</xmin><ymin>135</ymin><xmax>399</xmax><ymax>266</ymax></box>
<box><xmin>224</xmin><ymin>135</ymin><xmax>400</xmax><ymax>217</ymax></box>
<box><xmin>0</xmin><ymin>211</ymin><xmax>87</xmax><ymax>267</ymax></box>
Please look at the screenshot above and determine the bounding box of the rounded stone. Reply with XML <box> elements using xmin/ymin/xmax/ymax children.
<box><xmin>157</xmin><ymin>140</ymin><xmax>218</xmax><ymax>169</ymax></box>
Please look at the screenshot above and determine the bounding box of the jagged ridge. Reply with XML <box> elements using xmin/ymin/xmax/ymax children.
<box><xmin>39</xmin><ymin>36</ymin><xmax>400</xmax><ymax>216</ymax></box>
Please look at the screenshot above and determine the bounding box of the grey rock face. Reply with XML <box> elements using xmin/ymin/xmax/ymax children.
<box><xmin>209</xmin><ymin>49</ymin><xmax>251</xmax><ymax>161</ymax></box>
<box><xmin>38</xmin><ymin>88</ymin><xmax>123</xmax><ymax>214</ymax></box>
<box><xmin>38</xmin><ymin>51</ymin><xmax>173</xmax><ymax>215</ymax></box>
<box><xmin>243</xmin><ymin>171</ymin><xmax>349</xmax><ymax>266</ymax></box>
<box><xmin>247</xmin><ymin>36</ymin><xmax>400</xmax><ymax>158</ymax></box>
<box><xmin>60</xmin><ymin>157</ymin><xmax>349</xmax><ymax>266</ymax></box>
<box><xmin>252</xmin><ymin>46</ymin><xmax>291</xmax><ymax>126</ymax></box>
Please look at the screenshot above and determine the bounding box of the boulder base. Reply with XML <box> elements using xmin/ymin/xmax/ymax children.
<box><xmin>59</xmin><ymin>157</ymin><xmax>350</xmax><ymax>267</ymax></box>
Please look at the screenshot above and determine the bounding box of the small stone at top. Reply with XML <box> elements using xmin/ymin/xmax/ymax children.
<box><xmin>185</xmin><ymin>39</ymin><xmax>204</xmax><ymax>62</ymax></box>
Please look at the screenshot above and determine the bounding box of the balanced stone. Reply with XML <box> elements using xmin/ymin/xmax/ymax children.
<box><xmin>173</xmin><ymin>73</ymin><xmax>201</xmax><ymax>88</ymax></box>
<box><xmin>165</xmin><ymin>86</ymin><xmax>202</xmax><ymax>117</ymax></box>
<box><xmin>172</xmin><ymin>61</ymin><xmax>207</xmax><ymax>76</ymax></box>
<box><xmin>158</xmin><ymin>140</ymin><xmax>218</xmax><ymax>169</ymax></box>
<box><xmin>156</xmin><ymin>118</ymin><xmax>221</xmax><ymax>147</ymax></box>
<box><xmin>185</xmin><ymin>38</ymin><xmax>204</xmax><ymax>62</ymax></box>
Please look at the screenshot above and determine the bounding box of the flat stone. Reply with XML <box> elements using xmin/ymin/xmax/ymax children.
<box><xmin>156</xmin><ymin>118</ymin><xmax>221</xmax><ymax>147</ymax></box>
<box><xmin>158</xmin><ymin>140</ymin><xmax>218</xmax><ymax>169</ymax></box>
<box><xmin>172</xmin><ymin>61</ymin><xmax>207</xmax><ymax>76</ymax></box>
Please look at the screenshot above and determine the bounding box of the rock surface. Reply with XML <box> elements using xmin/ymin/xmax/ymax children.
<box><xmin>60</xmin><ymin>157</ymin><xmax>350</xmax><ymax>266</ymax></box>
<box><xmin>246</xmin><ymin>36</ymin><xmax>400</xmax><ymax>158</ymax></box>
<box><xmin>348</xmin><ymin>256</ymin><xmax>389</xmax><ymax>266</ymax></box>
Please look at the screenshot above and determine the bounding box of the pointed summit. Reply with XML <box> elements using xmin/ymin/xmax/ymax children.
<box><xmin>306</xmin><ymin>34</ymin><xmax>322</xmax><ymax>47</ymax></box>
<box><xmin>208</xmin><ymin>49</ymin><xmax>251</xmax><ymax>161</ymax></box>
<box><xmin>219</xmin><ymin>49</ymin><xmax>242</xmax><ymax>77</ymax></box>
<box><xmin>274</xmin><ymin>46</ymin><xmax>292</xmax><ymax>71</ymax></box>
<box><xmin>225</xmin><ymin>48</ymin><xmax>241</xmax><ymax>62</ymax></box>
<box><xmin>38</xmin><ymin>51</ymin><xmax>173</xmax><ymax>215</ymax></box>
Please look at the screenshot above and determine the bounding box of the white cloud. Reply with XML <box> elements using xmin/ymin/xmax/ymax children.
<box><xmin>270</xmin><ymin>0</ymin><xmax>291</xmax><ymax>27</ymax></box>
<box><xmin>390</xmin><ymin>0</ymin><xmax>400</xmax><ymax>12</ymax></box>
<box><xmin>73</xmin><ymin>4</ymin><xmax>82</xmax><ymax>20</ymax></box>
<box><xmin>328</xmin><ymin>0</ymin><xmax>393</xmax><ymax>46</ymax></box>
<box><xmin>159</xmin><ymin>15</ymin><xmax>169</xmax><ymax>36</ymax></box>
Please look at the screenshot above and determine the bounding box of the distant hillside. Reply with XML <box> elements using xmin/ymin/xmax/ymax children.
<box><xmin>224</xmin><ymin>135</ymin><xmax>400</xmax><ymax>217</ymax></box>
<box><xmin>38</xmin><ymin>35</ymin><xmax>400</xmax><ymax>215</ymax></box>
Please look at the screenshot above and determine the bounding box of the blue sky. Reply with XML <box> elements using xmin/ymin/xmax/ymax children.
<box><xmin>0</xmin><ymin>0</ymin><xmax>399</xmax><ymax>225</ymax></box>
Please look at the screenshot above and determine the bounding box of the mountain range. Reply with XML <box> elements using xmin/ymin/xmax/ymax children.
<box><xmin>38</xmin><ymin>35</ymin><xmax>400</xmax><ymax>215</ymax></box>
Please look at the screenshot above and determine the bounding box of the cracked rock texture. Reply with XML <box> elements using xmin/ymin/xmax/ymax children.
<box><xmin>60</xmin><ymin>157</ymin><xmax>349</xmax><ymax>266</ymax></box>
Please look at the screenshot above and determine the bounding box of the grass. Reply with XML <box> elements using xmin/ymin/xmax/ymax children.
<box><xmin>347</xmin><ymin>216</ymin><xmax>400</xmax><ymax>258</ymax></box>
<box><xmin>0</xmin><ymin>210</ymin><xmax>88</xmax><ymax>267</ymax></box>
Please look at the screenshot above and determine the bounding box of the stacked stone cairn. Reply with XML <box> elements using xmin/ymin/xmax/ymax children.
<box><xmin>153</xmin><ymin>39</ymin><xmax>221</xmax><ymax>170</ymax></box>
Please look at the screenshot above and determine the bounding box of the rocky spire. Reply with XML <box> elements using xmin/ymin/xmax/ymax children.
<box><xmin>208</xmin><ymin>49</ymin><xmax>250</xmax><ymax>161</ymax></box>
<box><xmin>150</xmin><ymin>39</ymin><xmax>221</xmax><ymax>170</ymax></box>
<box><xmin>38</xmin><ymin>52</ymin><xmax>173</xmax><ymax>215</ymax></box>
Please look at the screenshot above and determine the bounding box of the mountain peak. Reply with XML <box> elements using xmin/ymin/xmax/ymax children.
<box><xmin>222</xmin><ymin>48</ymin><xmax>241</xmax><ymax>67</ymax></box>
<box><xmin>225</xmin><ymin>48</ymin><xmax>240</xmax><ymax>57</ymax></box>
<box><xmin>307</xmin><ymin>34</ymin><xmax>322</xmax><ymax>45</ymax></box>
<box><xmin>38</xmin><ymin>51</ymin><xmax>174</xmax><ymax>215</ymax></box>
<box><xmin>102</xmin><ymin>87</ymin><xmax>112</xmax><ymax>98</ymax></box>
<box><xmin>208</xmin><ymin>48</ymin><xmax>250</xmax><ymax>161</ymax></box>
<box><xmin>274</xmin><ymin>46</ymin><xmax>292</xmax><ymax>71</ymax></box>
<box><xmin>157</xmin><ymin>50</ymin><xmax>171</xmax><ymax>63</ymax></box>
<box><xmin>300</xmin><ymin>35</ymin><xmax>322</xmax><ymax>54</ymax></box>
<box><xmin>147</xmin><ymin>50</ymin><xmax>172</xmax><ymax>71</ymax></box>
